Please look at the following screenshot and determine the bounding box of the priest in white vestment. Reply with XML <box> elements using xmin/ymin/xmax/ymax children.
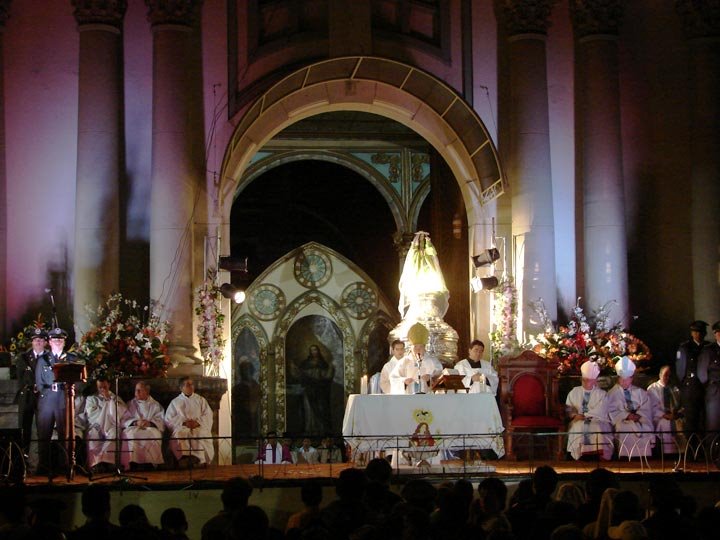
<box><xmin>379</xmin><ymin>340</ymin><xmax>405</xmax><ymax>394</ymax></box>
<box><xmin>390</xmin><ymin>323</ymin><xmax>442</xmax><ymax>394</ymax></box>
<box><xmin>607</xmin><ymin>356</ymin><xmax>656</xmax><ymax>458</ymax></box>
<box><xmin>165</xmin><ymin>377</ymin><xmax>215</xmax><ymax>466</ymax></box>
<box><xmin>121</xmin><ymin>381</ymin><xmax>165</xmax><ymax>469</ymax></box>
<box><xmin>81</xmin><ymin>377</ymin><xmax>127</xmax><ymax>471</ymax></box>
<box><xmin>647</xmin><ymin>365</ymin><xmax>685</xmax><ymax>454</ymax></box>
<box><xmin>565</xmin><ymin>360</ymin><xmax>613</xmax><ymax>460</ymax></box>
<box><xmin>454</xmin><ymin>340</ymin><xmax>499</xmax><ymax>395</ymax></box>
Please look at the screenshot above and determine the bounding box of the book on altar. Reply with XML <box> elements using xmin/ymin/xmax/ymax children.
<box><xmin>430</xmin><ymin>369</ymin><xmax>467</xmax><ymax>393</ymax></box>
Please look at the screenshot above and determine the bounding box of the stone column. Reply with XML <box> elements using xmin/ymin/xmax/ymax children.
<box><xmin>146</xmin><ymin>0</ymin><xmax>205</xmax><ymax>371</ymax></box>
<box><xmin>0</xmin><ymin>1</ymin><xmax>9</xmax><ymax>333</ymax></box>
<box><xmin>570</xmin><ymin>0</ymin><xmax>628</xmax><ymax>326</ymax></box>
<box><xmin>676</xmin><ymin>0</ymin><xmax>720</xmax><ymax>322</ymax></box>
<box><xmin>495</xmin><ymin>0</ymin><xmax>558</xmax><ymax>333</ymax></box>
<box><xmin>71</xmin><ymin>1</ymin><xmax>126</xmax><ymax>334</ymax></box>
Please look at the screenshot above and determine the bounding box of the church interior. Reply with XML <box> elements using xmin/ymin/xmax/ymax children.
<box><xmin>0</xmin><ymin>0</ymin><xmax>719</xmax><ymax>535</ymax></box>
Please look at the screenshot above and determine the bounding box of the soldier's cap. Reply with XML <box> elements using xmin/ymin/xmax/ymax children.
<box><xmin>689</xmin><ymin>320</ymin><xmax>708</xmax><ymax>332</ymax></box>
<box><xmin>712</xmin><ymin>321</ymin><xmax>720</xmax><ymax>333</ymax></box>
<box><xmin>30</xmin><ymin>327</ymin><xmax>48</xmax><ymax>340</ymax></box>
<box><xmin>47</xmin><ymin>327</ymin><xmax>68</xmax><ymax>339</ymax></box>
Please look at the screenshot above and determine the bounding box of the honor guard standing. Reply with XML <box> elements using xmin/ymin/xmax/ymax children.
<box><xmin>697</xmin><ymin>321</ymin><xmax>720</xmax><ymax>448</ymax></box>
<box><xmin>35</xmin><ymin>327</ymin><xmax>75</xmax><ymax>475</ymax></box>
<box><xmin>676</xmin><ymin>320</ymin><xmax>710</xmax><ymax>438</ymax></box>
<box><xmin>16</xmin><ymin>328</ymin><xmax>48</xmax><ymax>463</ymax></box>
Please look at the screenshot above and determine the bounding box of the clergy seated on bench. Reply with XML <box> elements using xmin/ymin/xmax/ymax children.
<box><xmin>165</xmin><ymin>376</ymin><xmax>215</xmax><ymax>468</ymax></box>
<box><xmin>77</xmin><ymin>377</ymin><xmax>128</xmax><ymax>474</ymax></box>
<box><xmin>295</xmin><ymin>438</ymin><xmax>320</xmax><ymax>464</ymax></box>
<box><xmin>121</xmin><ymin>381</ymin><xmax>166</xmax><ymax>470</ymax></box>
<box><xmin>255</xmin><ymin>432</ymin><xmax>293</xmax><ymax>464</ymax></box>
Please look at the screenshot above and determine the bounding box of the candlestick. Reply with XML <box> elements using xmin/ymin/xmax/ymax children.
<box><xmin>360</xmin><ymin>375</ymin><xmax>368</xmax><ymax>395</ymax></box>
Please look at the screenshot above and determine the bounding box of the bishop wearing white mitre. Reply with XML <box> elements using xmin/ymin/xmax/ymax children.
<box><xmin>390</xmin><ymin>322</ymin><xmax>442</xmax><ymax>394</ymax></box>
<box><xmin>565</xmin><ymin>360</ymin><xmax>613</xmax><ymax>460</ymax></box>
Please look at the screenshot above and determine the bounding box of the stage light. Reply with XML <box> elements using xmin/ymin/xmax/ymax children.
<box><xmin>471</xmin><ymin>248</ymin><xmax>500</xmax><ymax>268</ymax></box>
<box><xmin>218</xmin><ymin>256</ymin><xmax>249</xmax><ymax>273</ymax></box>
<box><xmin>470</xmin><ymin>276</ymin><xmax>499</xmax><ymax>292</ymax></box>
<box><xmin>220</xmin><ymin>283</ymin><xmax>246</xmax><ymax>304</ymax></box>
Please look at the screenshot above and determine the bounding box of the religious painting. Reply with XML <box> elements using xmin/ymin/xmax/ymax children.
<box><xmin>232</xmin><ymin>328</ymin><xmax>261</xmax><ymax>440</ymax></box>
<box><xmin>285</xmin><ymin>315</ymin><xmax>344</xmax><ymax>437</ymax></box>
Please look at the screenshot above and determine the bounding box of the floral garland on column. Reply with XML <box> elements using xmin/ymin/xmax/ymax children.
<box><xmin>194</xmin><ymin>268</ymin><xmax>226</xmax><ymax>377</ymax></box>
<box><xmin>489</xmin><ymin>275</ymin><xmax>520</xmax><ymax>363</ymax></box>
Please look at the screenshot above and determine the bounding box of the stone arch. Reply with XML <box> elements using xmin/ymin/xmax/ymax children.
<box><xmin>220</xmin><ymin>56</ymin><xmax>505</xmax><ymax>225</ymax></box>
<box><xmin>271</xmin><ymin>289</ymin><xmax>357</xmax><ymax>433</ymax></box>
<box><xmin>238</xmin><ymin>149</ymin><xmax>411</xmax><ymax>232</ymax></box>
<box><xmin>231</xmin><ymin>314</ymin><xmax>271</xmax><ymax>435</ymax></box>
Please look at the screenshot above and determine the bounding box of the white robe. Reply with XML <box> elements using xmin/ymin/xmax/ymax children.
<box><xmin>295</xmin><ymin>445</ymin><xmax>319</xmax><ymax>464</ymax></box>
<box><xmin>454</xmin><ymin>358</ymin><xmax>499</xmax><ymax>395</ymax></box>
<box><xmin>390</xmin><ymin>353</ymin><xmax>443</xmax><ymax>394</ymax></box>
<box><xmin>121</xmin><ymin>395</ymin><xmax>165</xmax><ymax>467</ymax></box>
<box><xmin>565</xmin><ymin>386</ymin><xmax>613</xmax><ymax>460</ymax></box>
<box><xmin>165</xmin><ymin>392</ymin><xmax>215</xmax><ymax>464</ymax></box>
<box><xmin>646</xmin><ymin>380</ymin><xmax>685</xmax><ymax>454</ymax></box>
<box><xmin>380</xmin><ymin>357</ymin><xmax>400</xmax><ymax>394</ymax></box>
<box><xmin>82</xmin><ymin>391</ymin><xmax>127</xmax><ymax>468</ymax></box>
<box><xmin>607</xmin><ymin>384</ymin><xmax>656</xmax><ymax>458</ymax></box>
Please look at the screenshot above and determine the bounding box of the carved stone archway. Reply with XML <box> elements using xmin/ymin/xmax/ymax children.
<box><xmin>220</xmin><ymin>56</ymin><xmax>505</xmax><ymax>224</ymax></box>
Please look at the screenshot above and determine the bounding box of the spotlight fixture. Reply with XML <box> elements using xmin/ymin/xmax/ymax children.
<box><xmin>220</xmin><ymin>283</ymin><xmax>246</xmax><ymax>304</ymax></box>
<box><xmin>470</xmin><ymin>276</ymin><xmax>499</xmax><ymax>293</ymax></box>
<box><xmin>218</xmin><ymin>256</ymin><xmax>249</xmax><ymax>273</ymax></box>
<box><xmin>471</xmin><ymin>248</ymin><xmax>500</xmax><ymax>268</ymax></box>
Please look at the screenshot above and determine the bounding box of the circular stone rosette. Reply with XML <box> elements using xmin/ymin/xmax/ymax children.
<box><xmin>248</xmin><ymin>284</ymin><xmax>286</xmax><ymax>321</ymax></box>
<box><xmin>293</xmin><ymin>249</ymin><xmax>332</xmax><ymax>288</ymax></box>
<box><xmin>341</xmin><ymin>282</ymin><xmax>377</xmax><ymax>319</ymax></box>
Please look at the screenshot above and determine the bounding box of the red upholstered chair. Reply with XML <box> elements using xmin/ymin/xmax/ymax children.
<box><xmin>499</xmin><ymin>350</ymin><xmax>564</xmax><ymax>460</ymax></box>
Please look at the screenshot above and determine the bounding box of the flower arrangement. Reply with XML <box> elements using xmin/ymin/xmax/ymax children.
<box><xmin>77</xmin><ymin>293</ymin><xmax>171</xmax><ymax>380</ymax></box>
<box><xmin>489</xmin><ymin>275</ymin><xmax>520</xmax><ymax>362</ymax></box>
<box><xmin>8</xmin><ymin>314</ymin><xmax>51</xmax><ymax>358</ymax></box>
<box><xmin>527</xmin><ymin>298</ymin><xmax>652</xmax><ymax>376</ymax></box>
<box><xmin>194</xmin><ymin>268</ymin><xmax>226</xmax><ymax>377</ymax></box>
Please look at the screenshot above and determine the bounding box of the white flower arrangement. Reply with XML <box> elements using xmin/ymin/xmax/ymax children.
<box><xmin>194</xmin><ymin>268</ymin><xmax>226</xmax><ymax>377</ymax></box>
<box><xmin>489</xmin><ymin>275</ymin><xmax>520</xmax><ymax>362</ymax></box>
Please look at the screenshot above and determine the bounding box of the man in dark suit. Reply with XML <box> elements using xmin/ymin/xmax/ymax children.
<box><xmin>35</xmin><ymin>327</ymin><xmax>75</xmax><ymax>475</ymax></box>
<box><xmin>15</xmin><ymin>327</ymin><xmax>47</xmax><ymax>464</ymax></box>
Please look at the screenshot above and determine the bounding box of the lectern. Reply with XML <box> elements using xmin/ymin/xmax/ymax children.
<box><xmin>52</xmin><ymin>362</ymin><xmax>86</xmax><ymax>480</ymax></box>
<box><xmin>430</xmin><ymin>374</ymin><xmax>468</xmax><ymax>393</ymax></box>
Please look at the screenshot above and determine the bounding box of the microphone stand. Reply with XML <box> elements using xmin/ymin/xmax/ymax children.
<box><xmin>46</xmin><ymin>289</ymin><xmax>59</xmax><ymax>329</ymax></box>
<box><xmin>91</xmin><ymin>376</ymin><xmax>147</xmax><ymax>483</ymax></box>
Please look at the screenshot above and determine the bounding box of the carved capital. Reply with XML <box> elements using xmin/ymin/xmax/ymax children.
<box><xmin>145</xmin><ymin>0</ymin><xmax>203</xmax><ymax>28</ymax></box>
<box><xmin>676</xmin><ymin>0</ymin><xmax>720</xmax><ymax>39</ymax></box>
<box><xmin>72</xmin><ymin>0</ymin><xmax>127</xmax><ymax>27</ymax></box>
<box><xmin>494</xmin><ymin>0</ymin><xmax>558</xmax><ymax>36</ymax></box>
<box><xmin>569</xmin><ymin>0</ymin><xmax>623</xmax><ymax>38</ymax></box>
<box><xmin>0</xmin><ymin>0</ymin><xmax>11</xmax><ymax>29</ymax></box>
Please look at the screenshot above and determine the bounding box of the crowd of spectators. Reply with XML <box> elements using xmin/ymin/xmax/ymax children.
<box><xmin>2</xmin><ymin>464</ymin><xmax>720</xmax><ymax>540</ymax></box>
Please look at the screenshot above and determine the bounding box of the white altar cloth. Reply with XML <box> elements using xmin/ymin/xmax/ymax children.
<box><xmin>342</xmin><ymin>393</ymin><xmax>505</xmax><ymax>458</ymax></box>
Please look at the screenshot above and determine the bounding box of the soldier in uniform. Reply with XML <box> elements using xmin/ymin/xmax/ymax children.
<box><xmin>15</xmin><ymin>328</ymin><xmax>48</xmax><ymax>465</ymax></box>
<box><xmin>35</xmin><ymin>327</ymin><xmax>75</xmax><ymax>475</ymax></box>
<box><xmin>676</xmin><ymin>320</ymin><xmax>710</xmax><ymax>439</ymax></box>
<box><xmin>698</xmin><ymin>321</ymin><xmax>720</xmax><ymax>463</ymax></box>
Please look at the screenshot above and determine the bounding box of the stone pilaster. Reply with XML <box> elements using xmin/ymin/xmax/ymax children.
<box><xmin>495</xmin><ymin>0</ymin><xmax>558</xmax><ymax>333</ymax></box>
<box><xmin>146</xmin><ymin>0</ymin><xmax>205</xmax><ymax>371</ymax></box>
<box><xmin>0</xmin><ymin>0</ymin><xmax>10</xmax><ymax>334</ymax></box>
<box><xmin>71</xmin><ymin>0</ymin><xmax>127</xmax><ymax>334</ymax></box>
<box><xmin>570</xmin><ymin>0</ymin><xmax>628</xmax><ymax>326</ymax></box>
<box><xmin>676</xmin><ymin>0</ymin><xmax>720</xmax><ymax>322</ymax></box>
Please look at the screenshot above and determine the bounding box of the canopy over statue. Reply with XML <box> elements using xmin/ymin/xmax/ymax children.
<box><xmin>391</xmin><ymin>232</ymin><xmax>458</xmax><ymax>366</ymax></box>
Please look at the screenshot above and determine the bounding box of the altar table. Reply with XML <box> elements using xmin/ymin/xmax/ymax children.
<box><xmin>342</xmin><ymin>393</ymin><xmax>505</xmax><ymax>458</ymax></box>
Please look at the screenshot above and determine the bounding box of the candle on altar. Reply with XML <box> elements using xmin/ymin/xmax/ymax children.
<box><xmin>360</xmin><ymin>375</ymin><xmax>368</xmax><ymax>394</ymax></box>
